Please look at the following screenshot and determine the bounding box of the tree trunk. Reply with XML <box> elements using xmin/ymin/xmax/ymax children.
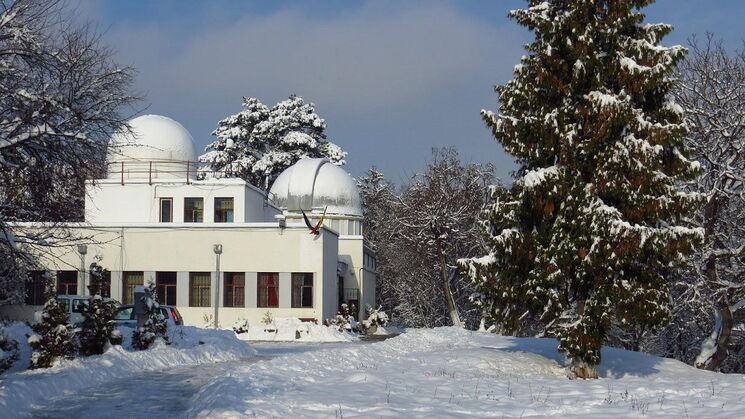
<box><xmin>695</xmin><ymin>196</ymin><xmax>733</xmax><ymax>371</ymax></box>
<box><xmin>570</xmin><ymin>360</ymin><xmax>598</xmax><ymax>379</ymax></box>
<box><xmin>436</xmin><ymin>240</ymin><xmax>462</xmax><ymax>327</ymax></box>
<box><xmin>696</xmin><ymin>294</ymin><xmax>733</xmax><ymax>371</ymax></box>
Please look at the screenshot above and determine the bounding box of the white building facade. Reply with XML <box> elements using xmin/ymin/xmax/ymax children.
<box><xmin>4</xmin><ymin>115</ymin><xmax>376</xmax><ymax>327</ymax></box>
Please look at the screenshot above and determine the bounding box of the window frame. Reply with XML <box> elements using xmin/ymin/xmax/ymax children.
<box><xmin>56</xmin><ymin>271</ymin><xmax>78</xmax><ymax>295</ymax></box>
<box><xmin>189</xmin><ymin>272</ymin><xmax>211</xmax><ymax>307</ymax></box>
<box><xmin>184</xmin><ymin>197</ymin><xmax>204</xmax><ymax>223</ymax></box>
<box><xmin>159</xmin><ymin>198</ymin><xmax>173</xmax><ymax>223</ymax></box>
<box><xmin>156</xmin><ymin>272</ymin><xmax>178</xmax><ymax>306</ymax></box>
<box><xmin>122</xmin><ymin>271</ymin><xmax>144</xmax><ymax>305</ymax></box>
<box><xmin>291</xmin><ymin>273</ymin><xmax>313</xmax><ymax>308</ymax></box>
<box><xmin>223</xmin><ymin>272</ymin><xmax>245</xmax><ymax>308</ymax></box>
<box><xmin>257</xmin><ymin>272</ymin><xmax>279</xmax><ymax>308</ymax></box>
<box><xmin>214</xmin><ymin>197</ymin><xmax>234</xmax><ymax>223</ymax></box>
<box><xmin>25</xmin><ymin>271</ymin><xmax>47</xmax><ymax>305</ymax></box>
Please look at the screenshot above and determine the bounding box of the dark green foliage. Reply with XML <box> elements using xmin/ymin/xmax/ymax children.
<box><xmin>132</xmin><ymin>281</ymin><xmax>168</xmax><ymax>350</ymax></box>
<box><xmin>28</xmin><ymin>274</ymin><xmax>76</xmax><ymax>369</ymax></box>
<box><xmin>0</xmin><ymin>325</ymin><xmax>19</xmax><ymax>373</ymax></box>
<box><xmin>78</xmin><ymin>262</ymin><xmax>121</xmax><ymax>356</ymax></box>
<box><xmin>461</xmin><ymin>0</ymin><xmax>701</xmax><ymax>376</ymax></box>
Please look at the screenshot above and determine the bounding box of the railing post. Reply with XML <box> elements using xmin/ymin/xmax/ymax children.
<box><xmin>149</xmin><ymin>161</ymin><xmax>152</xmax><ymax>185</ymax></box>
<box><xmin>186</xmin><ymin>161</ymin><xmax>190</xmax><ymax>185</ymax></box>
<box><xmin>121</xmin><ymin>161</ymin><xmax>124</xmax><ymax>186</ymax></box>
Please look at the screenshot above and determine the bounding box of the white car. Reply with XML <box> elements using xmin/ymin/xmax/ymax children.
<box><xmin>114</xmin><ymin>304</ymin><xmax>184</xmax><ymax>328</ymax></box>
<box><xmin>53</xmin><ymin>295</ymin><xmax>91</xmax><ymax>325</ymax></box>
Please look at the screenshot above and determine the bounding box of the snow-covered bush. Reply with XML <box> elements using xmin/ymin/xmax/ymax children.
<box><xmin>361</xmin><ymin>306</ymin><xmax>389</xmax><ymax>333</ymax></box>
<box><xmin>132</xmin><ymin>282</ymin><xmax>168</xmax><ymax>350</ymax></box>
<box><xmin>79</xmin><ymin>262</ymin><xmax>121</xmax><ymax>355</ymax></box>
<box><xmin>325</xmin><ymin>304</ymin><xmax>359</xmax><ymax>333</ymax></box>
<box><xmin>232</xmin><ymin>318</ymin><xmax>249</xmax><ymax>335</ymax></box>
<box><xmin>29</xmin><ymin>275</ymin><xmax>76</xmax><ymax>368</ymax></box>
<box><xmin>0</xmin><ymin>326</ymin><xmax>19</xmax><ymax>373</ymax></box>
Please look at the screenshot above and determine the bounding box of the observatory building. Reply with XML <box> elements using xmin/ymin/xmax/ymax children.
<box><xmin>5</xmin><ymin>115</ymin><xmax>376</xmax><ymax>327</ymax></box>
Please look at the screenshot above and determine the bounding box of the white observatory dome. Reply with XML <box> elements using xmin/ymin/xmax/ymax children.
<box><xmin>106</xmin><ymin>115</ymin><xmax>197</xmax><ymax>181</ymax></box>
<box><xmin>270</xmin><ymin>158</ymin><xmax>362</xmax><ymax>217</ymax></box>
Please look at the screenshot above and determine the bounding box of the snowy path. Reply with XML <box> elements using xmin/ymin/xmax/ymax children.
<box><xmin>26</xmin><ymin>342</ymin><xmax>356</xmax><ymax>419</ymax></box>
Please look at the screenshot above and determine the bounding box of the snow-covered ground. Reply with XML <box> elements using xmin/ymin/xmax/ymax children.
<box><xmin>234</xmin><ymin>317</ymin><xmax>359</xmax><ymax>342</ymax></box>
<box><xmin>0</xmin><ymin>323</ymin><xmax>255</xmax><ymax>418</ymax></box>
<box><xmin>187</xmin><ymin>327</ymin><xmax>745</xmax><ymax>418</ymax></box>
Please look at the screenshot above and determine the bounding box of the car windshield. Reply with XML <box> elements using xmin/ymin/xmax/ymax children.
<box><xmin>115</xmin><ymin>307</ymin><xmax>134</xmax><ymax>321</ymax></box>
<box><xmin>72</xmin><ymin>299</ymin><xmax>89</xmax><ymax>313</ymax></box>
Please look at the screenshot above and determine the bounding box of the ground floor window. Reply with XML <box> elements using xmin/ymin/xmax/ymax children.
<box><xmin>156</xmin><ymin>272</ymin><xmax>177</xmax><ymax>305</ymax></box>
<box><xmin>257</xmin><ymin>272</ymin><xmax>279</xmax><ymax>308</ymax></box>
<box><xmin>189</xmin><ymin>272</ymin><xmax>211</xmax><ymax>307</ymax></box>
<box><xmin>57</xmin><ymin>271</ymin><xmax>78</xmax><ymax>295</ymax></box>
<box><xmin>96</xmin><ymin>270</ymin><xmax>112</xmax><ymax>299</ymax></box>
<box><xmin>291</xmin><ymin>273</ymin><xmax>313</xmax><ymax>308</ymax></box>
<box><xmin>25</xmin><ymin>271</ymin><xmax>47</xmax><ymax>305</ymax></box>
<box><xmin>122</xmin><ymin>271</ymin><xmax>144</xmax><ymax>304</ymax></box>
<box><xmin>224</xmin><ymin>272</ymin><xmax>245</xmax><ymax>307</ymax></box>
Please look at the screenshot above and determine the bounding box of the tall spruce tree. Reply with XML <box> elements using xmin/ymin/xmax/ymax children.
<box><xmin>79</xmin><ymin>262</ymin><xmax>121</xmax><ymax>355</ymax></box>
<box><xmin>460</xmin><ymin>0</ymin><xmax>701</xmax><ymax>378</ymax></box>
<box><xmin>28</xmin><ymin>274</ymin><xmax>76</xmax><ymax>368</ymax></box>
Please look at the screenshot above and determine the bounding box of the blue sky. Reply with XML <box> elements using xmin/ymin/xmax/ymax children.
<box><xmin>75</xmin><ymin>0</ymin><xmax>745</xmax><ymax>183</ymax></box>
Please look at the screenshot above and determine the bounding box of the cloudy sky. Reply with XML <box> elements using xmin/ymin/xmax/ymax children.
<box><xmin>75</xmin><ymin>0</ymin><xmax>745</xmax><ymax>183</ymax></box>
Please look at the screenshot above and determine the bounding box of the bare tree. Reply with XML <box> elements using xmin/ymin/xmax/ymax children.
<box><xmin>360</xmin><ymin>149</ymin><xmax>496</xmax><ymax>328</ymax></box>
<box><xmin>671</xmin><ymin>34</ymin><xmax>745</xmax><ymax>371</ymax></box>
<box><xmin>0</xmin><ymin>0</ymin><xmax>138</xmax><ymax>304</ymax></box>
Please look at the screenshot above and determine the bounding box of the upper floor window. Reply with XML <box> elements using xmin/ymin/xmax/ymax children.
<box><xmin>214</xmin><ymin>197</ymin><xmax>234</xmax><ymax>223</ymax></box>
<box><xmin>184</xmin><ymin>198</ymin><xmax>203</xmax><ymax>223</ymax></box>
<box><xmin>56</xmin><ymin>271</ymin><xmax>78</xmax><ymax>295</ymax></box>
<box><xmin>160</xmin><ymin>198</ymin><xmax>173</xmax><ymax>222</ymax></box>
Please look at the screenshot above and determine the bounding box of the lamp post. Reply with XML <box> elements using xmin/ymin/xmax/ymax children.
<box><xmin>77</xmin><ymin>244</ymin><xmax>87</xmax><ymax>295</ymax></box>
<box><xmin>213</xmin><ymin>244</ymin><xmax>223</xmax><ymax>329</ymax></box>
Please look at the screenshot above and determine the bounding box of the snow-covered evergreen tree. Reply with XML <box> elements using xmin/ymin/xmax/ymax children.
<box><xmin>198</xmin><ymin>95</ymin><xmax>346</xmax><ymax>189</ymax></box>
<box><xmin>460</xmin><ymin>0</ymin><xmax>701</xmax><ymax>378</ymax></box>
<box><xmin>0</xmin><ymin>325</ymin><xmax>19</xmax><ymax>373</ymax></box>
<box><xmin>198</xmin><ymin>97</ymin><xmax>270</xmax><ymax>185</ymax></box>
<box><xmin>79</xmin><ymin>262</ymin><xmax>121</xmax><ymax>356</ymax></box>
<box><xmin>132</xmin><ymin>281</ymin><xmax>168</xmax><ymax>350</ymax></box>
<box><xmin>28</xmin><ymin>274</ymin><xmax>76</xmax><ymax>368</ymax></box>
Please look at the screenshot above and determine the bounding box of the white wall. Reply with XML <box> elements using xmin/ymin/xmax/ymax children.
<box><xmin>85</xmin><ymin>179</ymin><xmax>280</xmax><ymax>224</ymax></box>
<box><xmin>14</xmin><ymin>225</ymin><xmax>336</xmax><ymax>327</ymax></box>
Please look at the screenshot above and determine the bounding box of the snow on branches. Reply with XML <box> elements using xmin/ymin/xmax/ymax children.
<box><xmin>198</xmin><ymin>95</ymin><xmax>346</xmax><ymax>188</ymax></box>
<box><xmin>461</xmin><ymin>0</ymin><xmax>701</xmax><ymax>379</ymax></box>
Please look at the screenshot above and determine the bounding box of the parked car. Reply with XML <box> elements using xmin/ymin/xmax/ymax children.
<box><xmin>114</xmin><ymin>304</ymin><xmax>184</xmax><ymax>328</ymax></box>
<box><xmin>53</xmin><ymin>295</ymin><xmax>91</xmax><ymax>326</ymax></box>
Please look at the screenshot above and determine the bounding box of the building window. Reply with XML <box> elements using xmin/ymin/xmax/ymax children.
<box><xmin>189</xmin><ymin>272</ymin><xmax>211</xmax><ymax>307</ymax></box>
<box><xmin>122</xmin><ymin>271</ymin><xmax>144</xmax><ymax>305</ymax></box>
<box><xmin>184</xmin><ymin>197</ymin><xmax>203</xmax><ymax>223</ymax></box>
<box><xmin>224</xmin><ymin>272</ymin><xmax>245</xmax><ymax>307</ymax></box>
<box><xmin>156</xmin><ymin>272</ymin><xmax>177</xmax><ymax>306</ymax></box>
<box><xmin>25</xmin><ymin>271</ymin><xmax>47</xmax><ymax>305</ymax></box>
<box><xmin>257</xmin><ymin>272</ymin><xmax>279</xmax><ymax>308</ymax></box>
<box><xmin>291</xmin><ymin>273</ymin><xmax>313</xmax><ymax>308</ymax></box>
<box><xmin>214</xmin><ymin>197</ymin><xmax>234</xmax><ymax>223</ymax></box>
<box><xmin>97</xmin><ymin>270</ymin><xmax>112</xmax><ymax>298</ymax></box>
<box><xmin>56</xmin><ymin>271</ymin><xmax>78</xmax><ymax>295</ymax></box>
<box><xmin>160</xmin><ymin>198</ymin><xmax>173</xmax><ymax>222</ymax></box>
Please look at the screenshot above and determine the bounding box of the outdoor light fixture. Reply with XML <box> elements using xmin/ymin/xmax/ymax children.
<box><xmin>77</xmin><ymin>244</ymin><xmax>87</xmax><ymax>295</ymax></box>
<box><xmin>213</xmin><ymin>244</ymin><xmax>223</xmax><ymax>328</ymax></box>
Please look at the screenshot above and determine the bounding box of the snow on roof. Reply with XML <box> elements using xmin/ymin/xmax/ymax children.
<box><xmin>269</xmin><ymin>158</ymin><xmax>362</xmax><ymax>217</ymax></box>
<box><xmin>107</xmin><ymin>114</ymin><xmax>197</xmax><ymax>163</ymax></box>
